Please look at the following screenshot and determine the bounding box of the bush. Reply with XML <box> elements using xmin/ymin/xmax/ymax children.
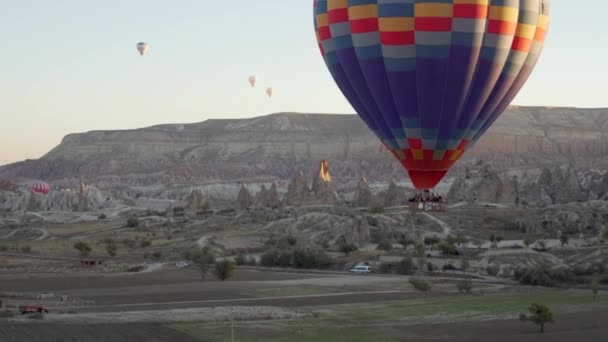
<box><xmin>424</xmin><ymin>236</ymin><xmax>440</xmax><ymax>246</ymax></box>
<box><xmin>438</xmin><ymin>241</ymin><xmax>457</xmax><ymax>255</ymax></box>
<box><xmin>152</xmin><ymin>251</ymin><xmax>162</xmax><ymax>259</ymax></box>
<box><xmin>370</xmin><ymin>203</ymin><xmax>385</xmax><ymax>213</ymax></box>
<box><xmin>213</xmin><ymin>260</ymin><xmax>235</xmax><ymax>281</ymax></box>
<box><xmin>73</xmin><ymin>242</ymin><xmax>91</xmax><ymax>257</ymax></box>
<box><xmin>409</xmin><ymin>278</ymin><xmax>432</xmax><ymax>292</ymax></box>
<box><xmin>457</xmin><ymin>279</ymin><xmax>474</xmax><ymax>294</ymax></box>
<box><xmin>339</xmin><ymin>243</ymin><xmax>358</xmax><ymax>256</ymax></box>
<box><xmin>379</xmin><ymin>262</ymin><xmax>393</xmax><ymax>274</ymax></box>
<box><xmin>397</xmin><ymin>256</ymin><xmax>416</xmax><ymax>275</ymax></box>
<box><xmin>139</xmin><ymin>240</ymin><xmax>152</xmax><ymax>248</ymax></box>
<box><xmin>97</xmin><ymin>214</ymin><xmax>107</xmax><ymax>220</ymax></box>
<box><xmin>0</xmin><ymin>245</ymin><xmax>8</xmax><ymax>252</ymax></box>
<box><xmin>486</xmin><ymin>264</ymin><xmax>500</xmax><ymax>276</ymax></box>
<box><xmin>122</xmin><ymin>239</ymin><xmax>136</xmax><ymax>248</ymax></box>
<box><xmin>20</xmin><ymin>245</ymin><xmax>32</xmax><ymax>253</ymax></box>
<box><xmin>126</xmin><ymin>217</ymin><xmax>139</xmax><ymax>228</ymax></box>
<box><xmin>377</xmin><ymin>240</ymin><xmax>393</xmax><ymax>251</ymax></box>
<box><xmin>514</xmin><ymin>264</ymin><xmax>575</xmax><ymax>287</ymax></box>
<box><xmin>260</xmin><ymin>248</ymin><xmax>332</xmax><ymax>269</ymax></box>
<box><xmin>235</xmin><ymin>253</ymin><xmax>247</xmax><ymax>265</ymax></box>
<box><xmin>427</xmin><ymin>262</ymin><xmax>435</xmax><ymax>272</ymax></box>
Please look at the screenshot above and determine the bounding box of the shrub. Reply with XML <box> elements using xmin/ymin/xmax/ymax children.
<box><xmin>126</xmin><ymin>216</ymin><xmax>139</xmax><ymax>228</ymax></box>
<box><xmin>152</xmin><ymin>251</ymin><xmax>162</xmax><ymax>259</ymax></box>
<box><xmin>379</xmin><ymin>262</ymin><xmax>393</xmax><ymax>274</ymax></box>
<box><xmin>370</xmin><ymin>203</ymin><xmax>385</xmax><ymax>213</ymax></box>
<box><xmin>457</xmin><ymin>279</ymin><xmax>474</xmax><ymax>294</ymax></box>
<box><xmin>438</xmin><ymin>241</ymin><xmax>457</xmax><ymax>255</ymax></box>
<box><xmin>139</xmin><ymin>240</ymin><xmax>151</xmax><ymax>248</ymax></box>
<box><xmin>97</xmin><ymin>213</ymin><xmax>107</xmax><ymax>220</ymax></box>
<box><xmin>122</xmin><ymin>239</ymin><xmax>136</xmax><ymax>248</ymax></box>
<box><xmin>486</xmin><ymin>264</ymin><xmax>500</xmax><ymax>276</ymax></box>
<box><xmin>235</xmin><ymin>253</ymin><xmax>247</xmax><ymax>265</ymax></box>
<box><xmin>513</xmin><ymin>264</ymin><xmax>575</xmax><ymax>287</ymax></box>
<box><xmin>213</xmin><ymin>260</ymin><xmax>235</xmax><ymax>281</ymax></box>
<box><xmin>427</xmin><ymin>262</ymin><xmax>435</xmax><ymax>272</ymax></box>
<box><xmin>73</xmin><ymin>242</ymin><xmax>91</xmax><ymax>257</ymax></box>
<box><xmin>377</xmin><ymin>240</ymin><xmax>393</xmax><ymax>251</ymax></box>
<box><xmin>20</xmin><ymin>245</ymin><xmax>32</xmax><ymax>253</ymax></box>
<box><xmin>424</xmin><ymin>236</ymin><xmax>440</xmax><ymax>246</ymax></box>
<box><xmin>339</xmin><ymin>243</ymin><xmax>358</xmax><ymax>256</ymax></box>
<box><xmin>0</xmin><ymin>245</ymin><xmax>8</xmax><ymax>252</ymax></box>
<box><xmin>409</xmin><ymin>278</ymin><xmax>432</xmax><ymax>292</ymax></box>
<box><xmin>260</xmin><ymin>248</ymin><xmax>331</xmax><ymax>269</ymax></box>
<box><xmin>397</xmin><ymin>256</ymin><xmax>416</xmax><ymax>275</ymax></box>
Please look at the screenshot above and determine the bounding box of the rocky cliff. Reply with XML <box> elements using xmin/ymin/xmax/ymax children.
<box><xmin>2</xmin><ymin>107</ymin><xmax>608</xmax><ymax>188</ymax></box>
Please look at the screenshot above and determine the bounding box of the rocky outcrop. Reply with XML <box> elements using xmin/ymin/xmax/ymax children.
<box><xmin>285</xmin><ymin>171</ymin><xmax>310</xmax><ymax>206</ymax></box>
<box><xmin>555</xmin><ymin>165</ymin><xmax>584</xmax><ymax>203</ymax></box>
<box><xmin>0</xmin><ymin>180</ymin><xmax>18</xmax><ymax>193</ymax></box>
<box><xmin>343</xmin><ymin>214</ymin><xmax>371</xmax><ymax>246</ymax></box>
<box><xmin>236</xmin><ymin>182</ymin><xmax>253</xmax><ymax>210</ymax></box>
<box><xmin>473</xmin><ymin>163</ymin><xmax>503</xmax><ymax>203</ymax></box>
<box><xmin>187</xmin><ymin>189</ymin><xmax>209</xmax><ymax>210</ymax></box>
<box><xmin>311</xmin><ymin>160</ymin><xmax>339</xmax><ymax>205</ymax></box>
<box><xmin>384</xmin><ymin>179</ymin><xmax>405</xmax><ymax>207</ymax></box>
<box><xmin>255</xmin><ymin>183</ymin><xmax>281</xmax><ymax>209</ymax></box>
<box><xmin>1</xmin><ymin>186</ymin><xmax>117</xmax><ymax>212</ymax></box>
<box><xmin>447</xmin><ymin>176</ymin><xmax>468</xmax><ymax>202</ymax></box>
<box><xmin>352</xmin><ymin>177</ymin><xmax>372</xmax><ymax>207</ymax></box>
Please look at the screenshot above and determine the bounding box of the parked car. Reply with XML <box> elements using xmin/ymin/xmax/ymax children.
<box><xmin>349</xmin><ymin>265</ymin><xmax>372</xmax><ymax>274</ymax></box>
<box><xmin>176</xmin><ymin>261</ymin><xmax>191</xmax><ymax>268</ymax></box>
<box><xmin>19</xmin><ymin>305</ymin><xmax>48</xmax><ymax>315</ymax></box>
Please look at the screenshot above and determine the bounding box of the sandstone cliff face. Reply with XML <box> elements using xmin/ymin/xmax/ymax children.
<box><xmin>3</xmin><ymin>107</ymin><xmax>608</xmax><ymax>187</ymax></box>
<box><xmin>384</xmin><ymin>179</ymin><xmax>406</xmax><ymax>207</ymax></box>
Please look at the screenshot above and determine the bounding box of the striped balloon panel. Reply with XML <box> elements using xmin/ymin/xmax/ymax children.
<box><xmin>313</xmin><ymin>0</ymin><xmax>550</xmax><ymax>189</ymax></box>
<box><xmin>29</xmin><ymin>181</ymin><xmax>50</xmax><ymax>195</ymax></box>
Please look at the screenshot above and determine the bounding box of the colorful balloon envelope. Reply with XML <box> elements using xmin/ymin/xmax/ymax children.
<box><xmin>29</xmin><ymin>181</ymin><xmax>50</xmax><ymax>195</ymax></box>
<box><xmin>248</xmin><ymin>75</ymin><xmax>257</xmax><ymax>87</ymax></box>
<box><xmin>313</xmin><ymin>0</ymin><xmax>550</xmax><ymax>189</ymax></box>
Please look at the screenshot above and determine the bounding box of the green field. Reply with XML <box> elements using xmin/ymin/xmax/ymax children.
<box><xmin>171</xmin><ymin>291</ymin><xmax>608</xmax><ymax>342</ymax></box>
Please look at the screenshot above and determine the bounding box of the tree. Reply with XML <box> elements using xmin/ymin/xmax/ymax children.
<box><xmin>339</xmin><ymin>243</ymin><xmax>358</xmax><ymax>256</ymax></box>
<box><xmin>592</xmin><ymin>275</ymin><xmax>599</xmax><ymax>301</ymax></box>
<box><xmin>126</xmin><ymin>216</ymin><xmax>139</xmax><ymax>228</ymax></box>
<box><xmin>424</xmin><ymin>236</ymin><xmax>440</xmax><ymax>247</ymax></box>
<box><xmin>523</xmin><ymin>235</ymin><xmax>535</xmax><ymax>248</ymax></box>
<box><xmin>377</xmin><ymin>240</ymin><xmax>393</xmax><ymax>251</ymax></box>
<box><xmin>560</xmin><ymin>234</ymin><xmax>569</xmax><ymax>248</ymax></box>
<box><xmin>438</xmin><ymin>241</ymin><xmax>457</xmax><ymax>255</ymax></box>
<box><xmin>213</xmin><ymin>260</ymin><xmax>235</xmax><ymax>281</ymax></box>
<box><xmin>415</xmin><ymin>244</ymin><xmax>427</xmax><ymax>272</ymax></box>
<box><xmin>457</xmin><ymin>279</ymin><xmax>473</xmax><ymax>294</ymax></box>
<box><xmin>184</xmin><ymin>247</ymin><xmax>216</xmax><ymax>280</ymax></box>
<box><xmin>73</xmin><ymin>242</ymin><xmax>91</xmax><ymax>257</ymax></box>
<box><xmin>409</xmin><ymin>278</ymin><xmax>432</xmax><ymax>293</ymax></box>
<box><xmin>519</xmin><ymin>303</ymin><xmax>554</xmax><ymax>333</ymax></box>
<box><xmin>490</xmin><ymin>234</ymin><xmax>503</xmax><ymax>248</ymax></box>
<box><xmin>460</xmin><ymin>252</ymin><xmax>470</xmax><ymax>271</ymax></box>
<box><xmin>105</xmin><ymin>241</ymin><xmax>117</xmax><ymax>257</ymax></box>
<box><xmin>397</xmin><ymin>256</ymin><xmax>416</xmax><ymax>275</ymax></box>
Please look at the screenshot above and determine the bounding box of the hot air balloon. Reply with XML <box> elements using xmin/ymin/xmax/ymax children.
<box><xmin>136</xmin><ymin>42</ymin><xmax>149</xmax><ymax>56</ymax></box>
<box><xmin>29</xmin><ymin>181</ymin><xmax>50</xmax><ymax>195</ymax></box>
<box><xmin>313</xmin><ymin>0</ymin><xmax>550</xmax><ymax>190</ymax></box>
<box><xmin>248</xmin><ymin>75</ymin><xmax>257</xmax><ymax>87</ymax></box>
<box><xmin>266</xmin><ymin>87</ymin><xmax>273</xmax><ymax>98</ymax></box>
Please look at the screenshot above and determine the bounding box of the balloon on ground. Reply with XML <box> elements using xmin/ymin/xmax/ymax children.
<box><xmin>313</xmin><ymin>0</ymin><xmax>551</xmax><ymax>189</ymax></box>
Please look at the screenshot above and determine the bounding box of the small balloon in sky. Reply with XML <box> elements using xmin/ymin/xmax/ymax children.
<box><xmin>136</xmin><ymin>42</ymin><xmax>149</xmax><ymax>56</ymax></box>
<box><xmin>248</xmin><ymin>75</ymin><xmax>257</xmax><ymax>88</ymax></box>
<box><xmin>266</xmin><ymin>87</ymin><xmax>273</xmax><ymax>98</ymax></box>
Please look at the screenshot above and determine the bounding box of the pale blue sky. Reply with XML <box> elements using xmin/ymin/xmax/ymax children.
<box><xmin>0</xmin><ymin>1</ymin><xmax>606</xmax><ymax>165</ymax></box>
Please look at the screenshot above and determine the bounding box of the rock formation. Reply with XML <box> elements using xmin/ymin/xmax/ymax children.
<box><xmin>285</xmin><ymin>171</ymin><xmax>310</xmax><ymax>206</ymax></box>
<box><xmin>0</xmin><ymin>180</ymin><xmax>18</xmax><ymax>193</ymax></box>
<box><xmin>352</xmin><ymin>177</ymin><xmax>372</xmax><ymax>207</ymax></box>
<box><xmin>1</xmin><ymin>186</ymin><xmax>117</xmax><ymax>212</ymax></box>
<box><xmin>311</xmin><ymin>160</ymin><xmax>339</xmax><ymax>205</ymax></box>
<box><xmin>187</xmin><ymin>189</ymin><xmax>209</xmax><ymax>210</ymax></box>
<box><xmin>236</xmin><ymin>182</ymin><xmax>253</xmax><ymax>209</ymax></box>
<box><xmin>555</xmin><ymin>165</ymin><xmax>583</xmax><ymax>203</ymax></box>
<box><xmin>447</xmin><ymin>176</ymin><xmax>468</xmax><ymax>202</ymax></box>
<box><xmin>384</xmin><ymin>179</ymin><xmax>406</xmax><ymax>207</ymax></box>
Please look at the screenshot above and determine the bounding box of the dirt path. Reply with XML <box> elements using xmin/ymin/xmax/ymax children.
<box><xmin>421</xmin><ymin>212</ymin><xmax>451</xmax><ymax>236</ymax></box>
<box><xmin>1</xmin><ymin>228</ymin><xmax>49</xmax><ymax>241</ymax></box>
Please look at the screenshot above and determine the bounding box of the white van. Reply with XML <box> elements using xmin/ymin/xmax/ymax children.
<box><xmin>349</xmin><ymin>265</ymin><xmax>372</xmax><ymax>274</ymax></box>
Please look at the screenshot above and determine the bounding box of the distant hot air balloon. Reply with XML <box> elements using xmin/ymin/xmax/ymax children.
<box><xmin>266</xmin><ymin>87</ymin><xmax>273</xmax><ymax>98</ymax></box>
<box><xmin>313</xmin><ymin>0</ymin><xmax>551</xmax><ymax>190</ymax></box>
<box><xmin>29</xmin><ymin>181</ymin><xmax>50</xmax><ymax>195</ymax></box>
<box><xmin>248</xmin><ymin>75</ymin><xmax>257</xmax><ymax>88</ymax></box>
<box><xmin>136</xmin><ymin>42</ymin><xmax>149</xmax><ymax>56</ymax></box>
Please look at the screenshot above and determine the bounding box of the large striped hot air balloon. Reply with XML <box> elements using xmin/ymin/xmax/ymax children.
<box><xmin>313</xmin><ymin>0</ymin><xmax>550</xmax><ymax>189</ymax></box>
<box><xmin>29</xmin><ymin>181</ymin><xmax>50</xmax><ymax>195</ymax></box>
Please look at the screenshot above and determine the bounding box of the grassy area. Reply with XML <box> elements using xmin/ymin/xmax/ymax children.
<box><xmin>171</xmin><ymin>291</ymin><xmax>608</xmax><ymax>342</ymax></box>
